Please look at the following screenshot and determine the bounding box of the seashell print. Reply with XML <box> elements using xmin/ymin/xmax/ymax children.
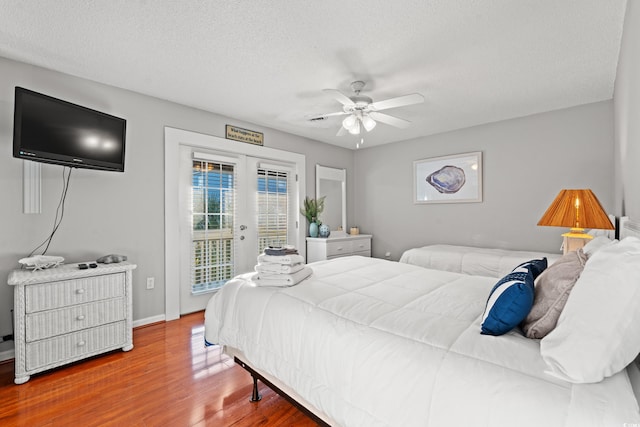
<box><xmin>426</xmin><ymin>165</ymin><xmax>466</xmax><ymax>194</ymax></box>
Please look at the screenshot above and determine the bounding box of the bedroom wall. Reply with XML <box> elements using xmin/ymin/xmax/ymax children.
<box><xmin>352</xmin><ymin>101</ymin><xmax>614</xmax><ymax>259</ymax></box>
<box><xmin>0</xmin><ymin>57</ymin><xmax>354</xmax><ymax>355</ymax></box>
<box><xmin>614</xmin><ymin>0</ymin><xmax>640</xmax><ymax>219</ymax></box>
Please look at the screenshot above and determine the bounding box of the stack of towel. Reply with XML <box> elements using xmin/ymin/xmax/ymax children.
<box><xmin>253</xmin><ymin>246</ymin><xmax>312</xmax><ymax>287</ymax></box>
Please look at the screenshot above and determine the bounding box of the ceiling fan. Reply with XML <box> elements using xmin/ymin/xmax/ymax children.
<box><xmin>311</xmin><ymin>81</ymin><xmax>425</xmax><ymax>136</ymax></box>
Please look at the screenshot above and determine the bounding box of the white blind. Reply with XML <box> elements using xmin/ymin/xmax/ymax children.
<box><xmin>256</xmin><ymin>166</ymin><xmax>291</xmax><ymax>254</ymax></box>
<box><xmin>190</xmin><ymin>156</ymin><xmax>236</xmax><ymax>294</ymax></box>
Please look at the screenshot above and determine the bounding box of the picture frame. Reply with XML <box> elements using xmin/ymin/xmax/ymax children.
<box><xmin>413</xmin><ymin>151</ymin><xmax>482</xmax><ymax>204</ymax></box>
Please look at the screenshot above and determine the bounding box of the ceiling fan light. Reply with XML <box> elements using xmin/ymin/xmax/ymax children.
<box><xmin>348</xmin><ymin>120</ymin><xmax>361</xmax><ymax>135</ymax></box>
<box><xmin>362</xmin><ymin>115</ymin><xmax>376</xmax><ymax>132</ymax></box>
<box><xmin>342</xmin><ymin>115</ymin><xmax>357</xmax><ymax>130</ymax></box>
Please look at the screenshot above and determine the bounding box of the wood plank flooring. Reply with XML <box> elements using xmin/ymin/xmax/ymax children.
<box><xmin>0</xmin><ymin>312</ymin><xmax>318</xmax><ymax>426</ymax></box>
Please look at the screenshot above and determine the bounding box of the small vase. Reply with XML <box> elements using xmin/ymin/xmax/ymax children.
<box><xmin>319</xmin><ymin>224</ymin><xmax>330</xmax><ymax>238</ymax></box>
<box><xmin>309</xmin><ymin>221</ymin><xmax>319</xmax><ymax>238</ymax></box>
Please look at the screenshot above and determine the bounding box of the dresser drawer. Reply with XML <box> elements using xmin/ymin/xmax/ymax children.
<box><xmin>351</xmin><ymin>238</ymin><xmax>371</xmax><ymax>253</ymax></box>
<box><xmin>325</xmin><ymin>240</ymin><xmax>353</xmax><ymax>257</ymax></box>
<box><xmin>26</xmin><ymin>321</ymin><xmax>126</xmax><ymax>371</ymax></box>
<box><xmin>25</xmin><ymin>297</ymin><xmax>126</xmax><ymax>342</ymax></box>
<box><xmin>25</xmin><ymin>273</ymin><xmax>125</xmax><ymax>313</ymax></box>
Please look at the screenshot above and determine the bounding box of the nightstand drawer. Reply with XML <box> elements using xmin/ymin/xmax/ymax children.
<box><xmin>25</xmin><ymin>297</ymin><xmax>126</xmax><ymax>342</ymax></box>
<box><xmin>26</xmin><ymin>321</ymin><xmax>126</xmax><ymax>371</ymax></box>
<box><xmin>25</xmin><ymin>273</ymin><xmax>125</xmax><ymax>313</ymax></box>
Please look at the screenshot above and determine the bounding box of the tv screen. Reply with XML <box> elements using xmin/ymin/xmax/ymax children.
<box><xmin>13</xmin><ymin>87</ymin><xmax>126</xmax><ymax>172</ymax></box>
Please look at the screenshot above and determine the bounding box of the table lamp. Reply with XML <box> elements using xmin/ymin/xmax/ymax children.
<box><xmin>537</xmin><ymin>189</ymin><xmax>614</xmax><ymax>254</ymax></box>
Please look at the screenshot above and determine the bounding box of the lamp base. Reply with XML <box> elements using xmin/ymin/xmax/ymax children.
<box><xmin>561</xmin><ymin>230</ymin><xmax>593</xmax><ymax>254</ymax></box>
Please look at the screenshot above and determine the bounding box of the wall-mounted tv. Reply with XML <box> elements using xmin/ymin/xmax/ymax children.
<box><xmin>13</xmin><ymin>87</ymin><xmax>127</xmax><ymax>172</ymax></box>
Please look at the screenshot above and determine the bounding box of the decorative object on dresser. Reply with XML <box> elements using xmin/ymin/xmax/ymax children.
<box><xmin>318</xmin><ymin>224</ymin><xmax>330</xmax><ymax>238</ymax></box>
<box><xmin>537</xmin><ymin>189</ymin><xmax>614</xmax><ymax>254</ymax></box>
<box><xmin>306</xmin><ymin>234</ymin><xmax>371</xmax><ymax>263</ymax></box>
<box><xmin>96</xmin><ymin>254</ymin><xmax>128</xmax><ymax>264</ymax></box>
<box><xmin>299</xmin><ymin>196</ymin><xmax>325</xmax><ymax>238</ymax></box>
<box><xmin>18</xmin><ymin>255</ymin><xmax>65</xmax><ymax>271</ymax></box>
<box><xmin>8</xmin><ymin>261</ymin><xmax>136</xmax><ymax>384</ymax></box>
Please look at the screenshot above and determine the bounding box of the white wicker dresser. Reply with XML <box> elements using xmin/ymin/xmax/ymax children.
<box><xmin>8</xmin><ymin>261</ymin><xmax>136</xmax><ymax>384</ymax></box>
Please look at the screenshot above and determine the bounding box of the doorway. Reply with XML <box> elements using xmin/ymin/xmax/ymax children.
<box><xmin>164</xmin><ymin>128</ymin><xmax>306</xmax><ymax>320</ymax></box>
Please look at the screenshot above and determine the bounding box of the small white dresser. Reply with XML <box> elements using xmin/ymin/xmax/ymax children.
<box><xmin>306</xmin><ymin>234</ymin><xmax>372</xmax><ymax>263</ymax></box>
<box><xmin>8</xmin><ymin>261</ymin><xmax>136</xmax><ymax>384</ymax></box>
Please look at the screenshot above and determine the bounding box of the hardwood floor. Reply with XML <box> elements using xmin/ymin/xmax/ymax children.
<box><xmin>0</xmin><ymin>312</ymin><xmax>319</xmax><ymax>426</ymax></box>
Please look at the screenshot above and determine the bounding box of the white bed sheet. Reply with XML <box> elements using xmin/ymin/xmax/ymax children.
<box><xmin>399</xmin><ymin>244</ymin><xmax>561</xmax><ymax>278</ymax></box>
<box><xmin>205</xmin><ymin>256</ymin><xmax>639</xmax><ymax>427</ymax></box>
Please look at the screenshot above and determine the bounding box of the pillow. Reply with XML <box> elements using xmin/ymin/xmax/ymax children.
<box><xmin>513</xmin><ymin>257</ymin><xmax>548</xmax><ymax>280</ymax></box>
<box><xmin>521</xmin><ymin>250</ymin><xmax>587</xmax><ymax>339</ymax></box>
<box><xmin>481</xmin><ymin>264</ymin><xmax>535</xmax><ymax>336</ymax></box>
<box><xmin>581</xmin><ymin>235</ymin><xmax>616</xmax><ymax>256</ymax></box>
<box><xmin>540</xmin><ymin>236</ymin><xmax>640</xmax><ymax>383</ymax></box>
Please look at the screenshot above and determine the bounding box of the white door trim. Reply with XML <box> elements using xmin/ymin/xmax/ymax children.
<box><xmin>164</xmin><ymin>127</ymin><xmax>306</xmax><ymax>321</ymax></box>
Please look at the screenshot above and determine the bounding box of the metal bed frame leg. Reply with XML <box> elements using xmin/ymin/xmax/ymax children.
<box><xmin>234</xmin><ymin>357</ymin><xmax>330</xmax><ymax>426</ymax></box>
<box><xmin>251</xmin><ymin>374</ymin><xmax>262</xmax><ymax>402</ymax></box>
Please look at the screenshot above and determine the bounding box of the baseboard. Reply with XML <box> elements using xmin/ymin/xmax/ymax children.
<box><xmin>133</xmin><ymin>314</ymin><xmax>166</xmax><ymax>328</ymax></box>
<box><xmin>0</xmin><ymin>348</ymin><xmax>15</xmax><ymax>363</ymax></box>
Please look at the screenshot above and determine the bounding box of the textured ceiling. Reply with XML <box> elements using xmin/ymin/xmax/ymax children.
<box><xmin>0</xmin><ymin>0</ymin><xmax>628</xmax><ymax>149</ymax></box>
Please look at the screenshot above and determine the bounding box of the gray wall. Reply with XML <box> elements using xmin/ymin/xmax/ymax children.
<box><xmin>0</xmin><ymin>57</ymin><xmax>354</xmax><ymax>353</ymax></box>
<box><xmin>614</xmin><ymin>1</ymin><xmax>640</xmax><ymax>219</ymax></box>
<box><xmin>353</xmin><ymin>101</ymin><xmax>614</xmax><ymax>259</ymax></box>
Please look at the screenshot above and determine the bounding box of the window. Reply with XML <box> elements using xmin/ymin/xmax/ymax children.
<box><xmin>256</xmin><ymin>167</ymin><xmax>289</xmax><ymax>254</ymax></box>
<box><xmin>191</xmin><ymin>159</ymin><xmax>235</xmax><ymax>294</ymax></box>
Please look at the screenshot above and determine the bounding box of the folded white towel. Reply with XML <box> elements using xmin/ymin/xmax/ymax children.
<box><xmin>257</xmin><ymin>253</ymin><xmax>305</xmax><ymax>265</ymax></box>
<box><xmin>255</xmin><ymin>262</ymin><xmax>305</xmax><ymax>275</ymax></box>
<box><xmin>252</xmin><ymin>266</ymin><xmax>313</xmax><ymax>287</ymax></box>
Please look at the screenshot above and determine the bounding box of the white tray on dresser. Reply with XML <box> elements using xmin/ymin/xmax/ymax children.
<box><xmin>8</xmin><ymin>261</ymin><xmax>136</xmax><ymax>384</ymax></box>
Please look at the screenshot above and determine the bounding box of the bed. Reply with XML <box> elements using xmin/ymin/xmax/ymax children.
<box><xmin>399</xmin><ymin>244</ymin><xmax>561</xmax><ymax>277</ymax></box>
<box><xmin>204</xmin><ymin>220</ymin><xmax>640</xmax><ymax>427</ymax></box>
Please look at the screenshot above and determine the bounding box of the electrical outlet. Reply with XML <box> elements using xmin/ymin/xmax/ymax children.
<box><xmin>146</xmin><ymin>277</ymin><xmax>155</xmax><ymax>290</ymax></box>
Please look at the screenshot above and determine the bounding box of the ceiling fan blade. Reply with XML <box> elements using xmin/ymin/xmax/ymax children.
<box><xmin>369</xmin><ymin>93</ymin><xmax>424</xmax><ymax>111</ymax></box>
<box><xmin>308</xmin><ymin>111</ymin><xmax>349</xmax><ymax>121</ymax></box>
<box><xmin>323</xmin><ymin>89</ymin><xmax>355</xmax><ymax>106</ymax></box>
<box><xmin>369</xmin><ymin>111</ymin><xmax>412</xmax><ymax>129</ymax></box>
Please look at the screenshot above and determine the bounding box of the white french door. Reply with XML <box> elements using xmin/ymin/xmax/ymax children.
<box><xmin>164</xmin><ymin>127</ymin><xmax>306</xmax><ymax>321</ymax></box>
<box><xmin>178</xmin><ymin>147</ymin><xmax>297</xmax><ymax>314</ymax></box>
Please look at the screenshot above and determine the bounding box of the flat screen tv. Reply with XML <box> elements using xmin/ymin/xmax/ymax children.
<box><xmin>13</xmin><ymin>87</ymin><xmax>127</xmax><ymax>172</ymax></box>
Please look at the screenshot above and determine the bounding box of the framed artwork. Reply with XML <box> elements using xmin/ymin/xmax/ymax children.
<box><xmin>413</xmin><ymin>151</ymin><xmax>482</xmax><ymax>204</ymax></box>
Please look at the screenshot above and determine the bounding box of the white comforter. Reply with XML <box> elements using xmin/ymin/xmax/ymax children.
<box><xmin>205</xmin><ymin>256</ymin><xmax>640</xmax><ymax>427</ymax></box>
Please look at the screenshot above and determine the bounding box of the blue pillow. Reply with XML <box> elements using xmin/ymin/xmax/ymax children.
<box><xmin>513</xmin><ymin>257</ymin><xmax>548</xmax><ymax>280</ymax></box>
<box><xmin>481</xmin><ymin>265</ymin><xmax>535</xmax><ymax>336</ymax></box>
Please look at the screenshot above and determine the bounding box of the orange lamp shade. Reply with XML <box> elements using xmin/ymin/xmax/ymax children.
<box><xmin>537</xmin><ymin>189</ymin><xmax>614</xmax><ymax>232</ymax></box>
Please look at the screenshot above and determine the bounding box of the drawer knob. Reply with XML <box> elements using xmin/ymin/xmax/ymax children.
<box><xmin>76</xmin><ymin>315</ymin><xmax>86</xmax><ymax>321</ymax></box>
<box><xmin>75</xmin><ymin>289</ymin><xmax>85</xmax><ymax>295</ymax></box>
<box><xmin>337</xmin><ymin>247</ymin><xmax>343</xmax><ymax>251</ymax></box>
<box><xmin>77</xmin><ymin>341</ymin><xmax>86</xmax><ymax>347</ymax></box>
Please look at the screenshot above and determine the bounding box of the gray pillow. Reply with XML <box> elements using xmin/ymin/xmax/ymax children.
<box><xmin>522</xmin><ymin>249</ymin><xmax>587</xmax><ymax>339</ymax></box>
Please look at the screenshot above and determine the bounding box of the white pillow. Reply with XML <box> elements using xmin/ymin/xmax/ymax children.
<box><xmin>540</xmin><ymin>236</ymin><xmax>640</xmax><ymax>383</ymax></box>
<box><xmin>581</xmin><ymin>235</ymin><xmax>616</xmax><ymax>256</ymax></box>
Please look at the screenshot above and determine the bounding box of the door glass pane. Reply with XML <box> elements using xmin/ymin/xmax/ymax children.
<box><xmin>191</xmin><ymin>160</ymin><xmax>235</xmax><ymax>294</ymax></box>
<box><xmin>257</xmin><ymin>168</ymin><xmax>289</xmax><ymax>254</ymax></box>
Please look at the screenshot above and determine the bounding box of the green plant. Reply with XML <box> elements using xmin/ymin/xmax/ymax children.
<box><xmin>300</xmin><ymin>196</ymin><xmax>325</xmax><ymax>224</ymax></box>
